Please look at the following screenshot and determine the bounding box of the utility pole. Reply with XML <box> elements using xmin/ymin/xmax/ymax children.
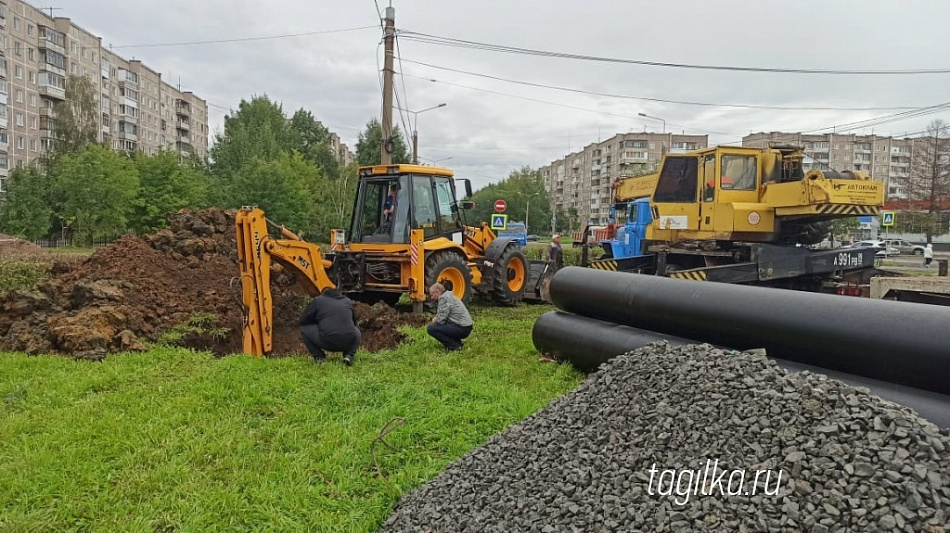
<box><xmin>412</xmin><ymin>130</ymin><xmax>418</xmax><ymax>164</ymax></box>
<box><xmin>380</xmin><ymin>6</ymin><xmax>396</xmax><ymax>165</ymax></box>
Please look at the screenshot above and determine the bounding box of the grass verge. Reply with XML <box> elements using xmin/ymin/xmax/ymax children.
<box><xmin>0</xmin><ymin>303</ymin><xmax>580</xmax><ymax>532</ymax></box>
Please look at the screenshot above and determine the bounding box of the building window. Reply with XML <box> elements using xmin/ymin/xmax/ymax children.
<box><xmin>15</xmin><ymin>89</ymin><xmax>22</xmax><ymax>102</ymax></box>
<box><xmin>14</xmin><ymin>40</ymin><xmax>21</xmax><ymax>56</ymax></box>
<box><xmin>16</xmin><ymin>136</ymin><xmax>24</xmax><ymax>149</ymax></box>
<box><xmin>27</xmin><ymin>24</ymin><xmax>34</xmax><ymax>37</ymax></box>
<box><xmin>28</xmin><ymin>48</ymin><xmax>34</xmax><ymax>60</ymax></box>
<box><xmin>29</xmin><ymin>139</ymin><xmax>36</xmax><ymax>151</ymax></box>
<box><xmin>15</xmin><ymin>113</ymin><xmax>23</xmax><ymax>127</ymax></box>
<box><xmin>28</xmin><ymin>70</ymin><xmax>35</xmax><ymax>84</ymax></box>
<box><xmin>30</xmin><ymin>116</ymin><xmax>37</xmax><ymax>129</ymax></box>
<box><xmin>13</xmin><ymin>17</ymin><xmax>19</xmax><ymax>31</ymax></box>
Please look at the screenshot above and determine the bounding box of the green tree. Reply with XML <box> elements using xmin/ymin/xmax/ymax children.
<box><xmin>52</xmin><ymin>75</ymin><xmax>100</xmax><ymax>155</ymax></box>
<box><xmin>54</xmin><ymin>145</ymin><xmax>140</xmax><ymax>243</ymax></box>
<box><xmin>289</xmin><ymin>109</ymin><xmax>340</xmax><ymax>181</ymax></box>
<box><xmin>469</xmin><ymin>167</ymin><xmax>552</xmax><ymax>234</ymax></box>
<box><xmin>355</xmin><ymin>119</ymin><xmax>409</xmax><ymax>166</ymax></box>
<box><xmin>831</xmin><ymin>217</ymin><xmax>860</xmax><ymax>243</ymax></box>
<box><xmin>209</xmin><ymin>96</ymin><xmax>297</xmax><ymax>193</ymax></box>
<box><xmin>228</xmin><ymin>152</ymin><xmax>320</xmax><ymax>234</ymax></box>
<box><xmin>0</xmin><ymin>166</ymin><xmax>53</xmax><ymax>239</ymax></box>
<box><xmin>129</xmin><ymin>151</ymin><xmax>210</xmax><ymax>234</ymax></box>
<box><xmin>905</xmin><ymin>119</ymin><xmax>950</xmax><ymax>242</ymax></box>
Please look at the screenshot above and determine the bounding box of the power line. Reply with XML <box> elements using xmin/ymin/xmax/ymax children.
<box><xmin>401</xmin><ymin>58</ymin><xmax>928</xmax><ymax>112</ymax></box>
<box><xmin>399</xmin><ymin>31</ymin><xmax>950</xmax><ymax>76</ymax></box>
<box><xmin>112</xmin><ymin>25</ymin><xmax>378</xmax><ymax>49</ymax></box>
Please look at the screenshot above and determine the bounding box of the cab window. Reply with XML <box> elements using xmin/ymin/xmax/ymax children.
<box><xmin>654</xmin><ymin>157</ymin><xmax>698</xmax><ymax>203</ymax></box>
<box><xmin>412</xmin><ymin>176</ymin><xmax>439</xmax><ymax>239</ymax></box>
<box><xmin>434</xmin><ymin>177</ymin><xmax>460</xmax><ymax>234</ymax></box>
<box><xmin>721</xmin><ymin>155</ymin><xmax>757</xmax><ymax>191</ymax></box>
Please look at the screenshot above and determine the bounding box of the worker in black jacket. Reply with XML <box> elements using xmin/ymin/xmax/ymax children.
<box><xmin>299</xmin><ymin>287</ymin><xmax>361</xmax><ymax>366</ymax></box>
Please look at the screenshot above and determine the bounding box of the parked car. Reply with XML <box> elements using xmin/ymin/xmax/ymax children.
<box><xmin>844</xmin><ymin>240</ymin><xmax>900</xmax><ymax>257</ymax></box>
<box><xmin>526</xmin><ymin>234</ymin><xmax>540</xmax><ymax>242</ymax></box>
<box><xmin>885</xmin><ymin>239</ymin><xmax>926</xmax><ymax>255</ymax></box>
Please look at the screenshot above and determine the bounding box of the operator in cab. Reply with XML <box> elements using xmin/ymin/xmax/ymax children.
<box><xmin>299</xmin><ymin>287</ymin><xmax>361</xmax><ymax>366</ymax></box>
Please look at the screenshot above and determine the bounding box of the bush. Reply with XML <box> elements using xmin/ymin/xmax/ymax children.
<box><xmin>524</xmin><ymin>243</ymin><xmax>604</xmax><ymax>266</ymax></box>
<box><xmin>0</xmin><ymin>257</ymin><xmax>50</xmax><ymax>292</ymax></box>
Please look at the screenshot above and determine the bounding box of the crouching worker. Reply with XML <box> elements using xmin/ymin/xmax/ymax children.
<box><xmin>300</xmin><ymin>287</ymin><xmax>360</xmax><ymax>366</ymax></box>
<box><xmin>426</xmin><ymin>283</ymin><xmax>473</xmax><ymax>351</ymax></box>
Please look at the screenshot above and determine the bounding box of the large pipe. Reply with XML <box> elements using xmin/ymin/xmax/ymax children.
<box><xmin>548</xmin><ymin>267</ymin><xmax>950</xmax><ymax>395</ymax></box>
<box><xmin>533</xmin><ymin>311</ymin><xmax>950</xmax><ymax>429</ymax></box>
<box><xmin>532</xmin><ymin>311</ymin><xmax>692</xmax><ymax>372</ymax></box>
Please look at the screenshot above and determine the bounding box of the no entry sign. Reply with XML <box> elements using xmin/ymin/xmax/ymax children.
<box><xmin>494</xmin><ymin>199</ymin><xmax>507</xmax><ymax>212</ymax></box>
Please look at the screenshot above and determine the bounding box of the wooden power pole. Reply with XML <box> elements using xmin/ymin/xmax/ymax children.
<box><xmin>380</xmin><ymin>6</ymin><xmax>396</xmax><ymax>165</ymax></box>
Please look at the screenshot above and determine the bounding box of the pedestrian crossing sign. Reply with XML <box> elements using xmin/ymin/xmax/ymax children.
<box><xmin>881</xmin><ymin>211</ymin><xmax>895</xmax><ymax>227</ymax></box>
<box><xmin>490</xmin><ymin>214</ymin><xmax>508</xmax><ymax>230</ymax></box>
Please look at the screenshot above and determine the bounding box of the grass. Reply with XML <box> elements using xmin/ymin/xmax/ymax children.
<box><xmin>0</xmin><ymin>257</ymin><xmax>50</xmax><ymax>292</ymax></box>
<box><xmin>0</xmin><ymin>303</ymin><xmax>581</xmax><ymax>532</ymax></box>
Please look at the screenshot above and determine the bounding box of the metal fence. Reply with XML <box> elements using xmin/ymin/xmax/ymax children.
<box><xmin>31</xmin><ymin>235</ymin><xmax>122</xmax><ymax>248</ymax></box>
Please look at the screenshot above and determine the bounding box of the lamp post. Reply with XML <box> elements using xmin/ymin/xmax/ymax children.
<box><xmin>515</xmin><ymin>191</ymin><xmax>542</xmax><ymax>233</ymax></box>
<box><xmin>399</xmin><ymin>103</ymin><xmax>447</xmax><ymax>164</ymax></box>
<box><xmin>638</xmin><ymin>112</ymin><xmax>666</xmax><ymax>134</ymax></box>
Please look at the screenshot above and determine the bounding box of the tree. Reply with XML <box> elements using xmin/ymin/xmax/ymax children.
<box><xmin>209</xmin><ymin>95</ymin><xmax>297</xmax><ymax>189</ymax></box>
<box><xmin>52</xmin><ymin>75</ymin><xmax>99</xmax><ymax>155</ymax></box>
<box><xmin>289</xmin><ymin>109</ymin><xmax>340</xmax><ymax>180</ymax></box>
<box><xmin>53</xmin><ymin>145</ymin><xmax>139</xmax><ymax>243</ymax></box>
<box><xmin>468</xmin><ymin>167</ymin><xmax>553</xmax><ymax>234</ymax></box>
<box><xmin>228</xmin><ymin>152</ymin><xmax>320</xmax><ymax>235</ymax></box>
<box><xmin>831</xmin><ymin>217</ymin><xmax>860</xmax><ymax>243</ymax></box>
<box><xmin>129</xmin><ymin>151</ymin><xmax>210</xmax><ymax>234</ymax></box>
<box><xmin>0</xmin><ymin>166</ymin><xmax>53</xmax><ymax>239</ymax></box>
<box><xmin>905</xmin><ymin>119</ymin><xmax>950</xmax><ymax>243</ymax></box>
<box><xmin>355</xmin><ymin>119</ymin><xmax>409</xmax><ymax>166</ymax></box>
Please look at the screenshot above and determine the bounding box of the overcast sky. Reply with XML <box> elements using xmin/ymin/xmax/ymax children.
<box><xmin>62</xmin><ymin>0</ymin><xmax>950</xmax><ymax>190</ymax></box>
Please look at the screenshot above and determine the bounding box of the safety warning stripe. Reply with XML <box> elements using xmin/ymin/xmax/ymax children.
<box><xmin>817</xmin><ymin>205</ymin><xmax>880</xmax><ymax>215</ymax></box>
<box><xmin>588</xmin><ymin>260</ymin><xmax>618</xmax><ymax>271</ymax></box>
<box><xmin>670</xmin><ymin>271</ymin><xmax>708</xmax><ymax>281</ymax></box>
<box><xmin>410</xmin><ymin>243</ymin><xmax>419</xmax><ymax>266</ymax></box>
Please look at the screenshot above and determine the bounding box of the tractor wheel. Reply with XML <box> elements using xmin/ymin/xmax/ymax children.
<box><xmin>491</xmin><ymin>245</ymin><xmax>528</xmax><ymax>306</ymax></box>
<box><xmin>424</xmin><ymin>251</ymin><xmax>473</xmax><ymax>311</ymax></box>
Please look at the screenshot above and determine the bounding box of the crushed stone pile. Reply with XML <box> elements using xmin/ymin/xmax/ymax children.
<box><xmin>0</xmin><ymin>208</ymin><xmax>425</xmax><ymax>358</ymax></box>
<box><xmin>381</xmin><ymin>342</ymin><xmax>950</xmax><ymax>533</ymax></box>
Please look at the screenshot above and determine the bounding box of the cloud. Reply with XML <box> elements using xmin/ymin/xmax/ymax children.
<box><xmin>63</xmin><ymin>0</ymin><xmax>950</xmax><ymax>190</ymax></box>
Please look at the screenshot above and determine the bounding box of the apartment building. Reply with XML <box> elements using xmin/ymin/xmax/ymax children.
<box><xmin>742</xmin><ymin>132</ymin><xmax>915</xmax><ymax>200</ymax></box>
<box><xmin>539</xmin><ymin>132</ymin><xmax>708</xmax><ymax>226</ymax></box>
<box><xmin>0</xmin><ymin>0</ymin><xmax>209</xmax><ymax>194</ymax></box>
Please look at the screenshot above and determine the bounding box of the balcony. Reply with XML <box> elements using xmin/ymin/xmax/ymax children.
<box><xmin>591</xmin><ymin>164</ymin><xmax>601</xmax><ymax>172</ymax></box>
<box><xmin>176</xmin><ymin>119</ymin><xmax>190</xmax><ymax>131</ymax></box>
<box><xmin>38</xmin><ymin>28</ymin><xmax>66</xmax><ymax>55</ymax></box>
<box><xmin>0</xmin><ymin>136</ymin><xmax>7</xmax><ymax>151</ymax></box>
<box><xmin>38</xmin><ymin>84</ymin><xmax>65</xmax><ymax>101</ymax></box>
<box><xmin>175</xmin><ymin>100</ymin><xmax>191</xmax><ymax>117</ymax></box>
<box><xmin>117</xmin><ymin>130</ymin><xmax>138</xmax><ymax>142</ymax></box>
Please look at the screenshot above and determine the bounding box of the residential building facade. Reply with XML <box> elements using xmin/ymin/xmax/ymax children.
<box><xmin>742</xmin><ymin>132</ymin><xmax>915</xmax><ymax>200</ymax></box>
<box><xmin>0</xmin><ymin>0</ymin><xmax>209</xmax><ymax>194</ymax></box>
<box><xmin>540</xmin><ymin>132</ymin><xmax>708</xmax><ymax>226</ymax></box>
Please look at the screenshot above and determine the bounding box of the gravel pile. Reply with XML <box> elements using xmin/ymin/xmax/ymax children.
<box><xmin>381</xmin><ymin>342</ymin><xmax>950</xmax><ymax>533</ymax></box>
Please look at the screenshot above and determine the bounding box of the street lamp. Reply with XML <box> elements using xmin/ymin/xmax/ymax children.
<box><xmin>638</xmin><ymin>112</ymin><xmax>666</xmax><ymax>134</ymax></box>
<box><xmin>398</xmin><ymin>103</ymin><xmax>447</xmax><ymax>164</ymax></box>
<box><xmin>418</xmin><ymin>156</ymin><xmax>453</xmax><ymax>165</ymax></box>
<box><xmin>515</xmin><ymin>190</ymin><xmax>542</xmax><ymax>233</ymax></box>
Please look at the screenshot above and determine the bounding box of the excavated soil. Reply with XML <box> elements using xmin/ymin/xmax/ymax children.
<box><xmin>0</xmin><ymin>233</ymin><xmax>47</xmax><ymax>258</ymax></box>
<box><xmin>0</xmin><ymin>208</ymin><xmax>427</xmax><ymax>359</ymax></box>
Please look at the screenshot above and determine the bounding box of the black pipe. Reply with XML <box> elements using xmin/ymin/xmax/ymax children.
<box><xmin>533</xmin><ymin>311</ymin><xmax>950</xmax><ymax>428</ymax></box>
<box><xmin>532</xmin><ymin>311</ymin><xmax>692</xmax><ymax>372</ymax></box>
<box><xmin>548</xmin><ymin>267</ymin><xmax>950</xmax><ymax>395</ymax></box>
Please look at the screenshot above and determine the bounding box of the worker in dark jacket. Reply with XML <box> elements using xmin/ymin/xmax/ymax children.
<box><xmin>547</xmin><ymin>234</ymin><xmax>564</xmax><ymax>270</ymax></box>
<box><xmin>426</xmin><ymin>283</ymin><xmax>473</xmax><ymax>351</ymax></box>
<box><xmin>299</xmin><ymin>287</ymin><xmax>361</xmax><ymax>366</ymax></box>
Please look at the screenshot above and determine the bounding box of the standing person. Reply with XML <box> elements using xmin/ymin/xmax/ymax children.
<box><xmin>547</xmin><ymin>234</ymin><xmax>564</xmax><ymax>270</ymax></box>
<box><xmin>426</xmin><ymin>283</ymin><xmax>473</xmax><ymax>351</ymax></box>
<box><xmin>924</xmin><ymin>243</ymin><xmax>934</xmax><ymax>268</ymax></box>
<box><xmin>299</xmin><ymin>287</ymin><xmax>361</xmax><ymax>366</ymax></box>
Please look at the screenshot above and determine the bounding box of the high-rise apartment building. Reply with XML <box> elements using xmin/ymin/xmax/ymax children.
<box><xmin>0</xmin><ymin>0</ymin><xmax>210</xmax><ymax>194</ymax></box>
<box><xmin>539</xmin><ymin>132</ymin><xmax>708</xmax><ymax>226</ymax></box>
<box><xmin>742</xmin><ymin>132</ymin><xmax>915</xmax><ymax>200</ymax></box>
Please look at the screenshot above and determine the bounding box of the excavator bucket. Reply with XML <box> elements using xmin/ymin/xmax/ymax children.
<box><xmin>522</xmin><ymin>260</ymin><xmax>554</xmax><ymax>303</ymax></box>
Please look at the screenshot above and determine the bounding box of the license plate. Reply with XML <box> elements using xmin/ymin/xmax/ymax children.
<box><xmin>832</xmin><ymin>251</ymin><xmax>865</xmax><ymax>268</ymax></box>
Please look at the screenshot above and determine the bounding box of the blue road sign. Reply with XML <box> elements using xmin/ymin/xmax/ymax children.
<box><xmin>881</xmin><ymin>211</ymin><xmax>895</xmax><ymax>227</ymax></box>
<box><xmin>491</xmin><ymin>214</ymin><xmax>508</xmax><ymax>230</ymax></box>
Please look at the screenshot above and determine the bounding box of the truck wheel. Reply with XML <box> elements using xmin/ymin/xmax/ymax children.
<box><xmin>424</xmin><ymin>251</ymin><xmax>473</xmax><ymax>311</ymax></box>
<box><xmin>491</xmin><ymin>245</ymin><xmax>528</xmax><ymax>306</ymax></box>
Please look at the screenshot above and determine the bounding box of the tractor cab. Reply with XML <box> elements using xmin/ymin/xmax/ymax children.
<box><xmin>350</xmin><ymin>165</ymin><xmax>471</xmax><ymax>245</ymax></box>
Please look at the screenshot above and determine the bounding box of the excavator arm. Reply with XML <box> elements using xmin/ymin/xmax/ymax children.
<box><xmin>235</xmin><ymin>207</ymin><xmax>336</xmax><ymax>356</ymax></box>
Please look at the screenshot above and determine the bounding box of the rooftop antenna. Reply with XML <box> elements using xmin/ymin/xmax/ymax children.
<box><xmin>39</xmin><ymin>7</ymin><xmax>62</xmax><ymax>18</ymax></box>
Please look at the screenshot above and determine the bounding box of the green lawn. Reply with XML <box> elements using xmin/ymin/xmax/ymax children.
<box><xmin>0</xmin><ymin>304</ymin><xmax>580</xmax><ymax>532</ymax></box>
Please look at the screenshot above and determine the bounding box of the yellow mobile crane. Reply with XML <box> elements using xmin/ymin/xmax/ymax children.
<box><xmin>585</xmin><ymin>144</ymin><xmax>886</xmax><ymax>290</ymax></box>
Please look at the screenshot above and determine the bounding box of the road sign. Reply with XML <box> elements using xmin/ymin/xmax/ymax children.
<box><xmin>882</xmin><ymin>211</ymin><xmax>896</xmax><ymax>227</ymax></box>
<box><xmin>494</xmin><ymin>199</ymin><xmax>507</xmax><ymax>212</ymax></box>
<box><xmin>490</xmin><ymin>214</ymin><xmax>508</xmax><ymax>230</ymax></box>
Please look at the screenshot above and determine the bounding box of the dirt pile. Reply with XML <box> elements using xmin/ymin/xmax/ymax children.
<box><xmin>0</xmin><ymin>233</ymin><xmax>46</xmax><ymax>258</ymax></box>
<box><xmin>0</xmin><ymin>208</ymin><xmax>425</xmax><ymax>358</ymax></box>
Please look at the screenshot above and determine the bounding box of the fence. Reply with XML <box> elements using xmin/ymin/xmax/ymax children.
<box><xmin>31</xmin><ymin>235</ymin><xmax>123</xmax><ymax>248</ymax></box>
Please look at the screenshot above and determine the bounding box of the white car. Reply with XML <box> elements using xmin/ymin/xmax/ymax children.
<box><xmin>885</xmin><ymin>239</ymin><xmax>926</xmax><ymax>255</ymax></box>
<box><xmin>845</xmin><ymin>240</ymin><xmax>900</xmax><ymax>257</ymax></box>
